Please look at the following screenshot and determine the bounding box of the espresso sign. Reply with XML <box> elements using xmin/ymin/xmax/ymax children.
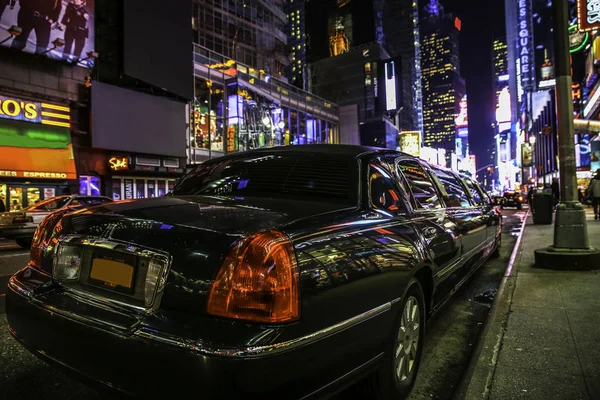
<box><xmin>578</xmin><ymin>0</ymin><xmax>600</xmax><ymax>32</ymax></box>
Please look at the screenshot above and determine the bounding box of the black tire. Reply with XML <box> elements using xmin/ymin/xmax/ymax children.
<box><xmin>500</xmin><ymin>205</ymin><xmax>504</xmax><ymax>210</ymax></box>
<box><xmin>366</xmin><ymin>278</ymin><xmax>426</xmax><ymax>400</ymax></box>
<box><xmin>15</xmin><ymin>238</ymin><xmax>32</xmax><ymax>249</ymax></box>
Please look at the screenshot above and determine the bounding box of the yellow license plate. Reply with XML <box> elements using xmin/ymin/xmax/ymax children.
<box><xmin>90</xmin><ymin>258</ymin><xmax>134</xmax><ymax>290</ymax></box>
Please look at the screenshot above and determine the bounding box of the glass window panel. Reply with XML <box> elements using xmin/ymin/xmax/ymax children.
<box><xmin>431</xmin><ymin>168</ymin><xmax>470</xmax><ymax>207</ymax></box>
<box><xmin>157</xmin><ymin>180</ymin><xmax>166</xmax><ymax>197</ymax></box>
<box><xmin>79</xmin><ymin>176</ymin><xmax>89</xmax><ymax>195</ymax></box>
<box><xmin>147</xmin><ymin>180</ymin><xmax>156</xmax><ymax>198</ymax></box>
<box><xmin>397</xmin><ymin>161</ymin><xmax>442</xmax><ymax>209</ymax></box>
<box><xmin>0</xmin><ymin>184</ymin><xmax>6</xmax><ymax>212</ymax></box>
<box><xmin>27</xmin><ymin>188</ymin><xmax>41</xmax><ymax>207</ymax></box>
<box><xmin>9</xmin><ymin>187</ymin><xmax>23</xmax><ymax>211</ymax></box>
<box><xmin>136</xmin><ymin>180</ymin><xmax>146</xmax><ymax>199</ymax></box>
<box><xmin>112</xmin><ymin>179</ymin><xmax>122</xmax><ymax>201</ymax></box>
<box><xmin>90</xmin><ymin>176</ymin><xmax>101</xmax><ymax>196</ymax></box>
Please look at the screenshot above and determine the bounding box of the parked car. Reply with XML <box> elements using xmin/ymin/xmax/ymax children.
<box><xmin>0</xmin><ymin>195</ymin><xmax>112</xmax><ymax>248</ymax></box>
<box><xmin>491</xmin><ymin>195</ymin><xmax>504</xmax><ymax>206</ymax></box>
<box><xmin>501</xmin><ymin>191</ymin><xmax>523</xmax><ymax>209</ymax></box>
<box><xmin>6</xmin><ymin>145</ymin><xmax>501</xmax><ymax>399</ymax></box>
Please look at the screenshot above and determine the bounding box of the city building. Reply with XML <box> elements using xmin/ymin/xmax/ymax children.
<box><xmin>305</xmin><ymin>0</ymin><xmax>422</xmax><ymax>141</ymax></box>
<box><xmin>192</xmin><ymin>0</ymin><xmax>289</xmax><ymax>79</ymax></box>
<box><xmin>189</xmin><ymin>0</ymin><xmax>340</xmax><ymax>164</ymax></box>
<box><xmin>285</xmin><ymin>0</ymin><xmax>307</xmax><ymax>89</ymax></box>
<box><xmin>0</xmin><ymin>0</ymin><xmax>340</xmax><ymax>206</ymax></box>
<box><xmin>420</xmin><ymin>0</ymin><xmax>466</xmax><ymax>155</ymax></box>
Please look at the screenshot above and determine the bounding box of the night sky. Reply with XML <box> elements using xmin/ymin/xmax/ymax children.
<box><xmin>442</xmin><ymin>0</ymin><xmax>506</xmax><ymax>169</ymax></box>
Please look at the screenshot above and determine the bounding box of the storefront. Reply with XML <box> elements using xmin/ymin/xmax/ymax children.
<box><xmin>102</xmin><ymin>153</ymin><xmax>184</xmax><ymax>200</ymax></box>
<box><xmin>188</xmin><ymin>45</ymin><xmax>340</xmax><ymax>164</ymax></box>
<box><xmin>0</xmin><ymin>94</ymin><xmax>77</xmax><ymax>211</ymax></box>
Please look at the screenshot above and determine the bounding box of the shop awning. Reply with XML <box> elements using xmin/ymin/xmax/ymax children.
<box><xmin>0</xmin><ymin>118</ymin><xmax>77</xmax><ymax>180</ymax></box>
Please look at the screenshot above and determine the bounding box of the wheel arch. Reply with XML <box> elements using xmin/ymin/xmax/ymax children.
<box><xmin>412</xmin><ymin>264</ymin><xmax>434</xmax><ymax>316</ymax></box>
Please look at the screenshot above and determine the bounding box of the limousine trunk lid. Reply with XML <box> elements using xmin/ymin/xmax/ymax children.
<box><xmin>52</xmin><ymin>195</ymin><xmax>352</xmax><ymax>316</ymax></box>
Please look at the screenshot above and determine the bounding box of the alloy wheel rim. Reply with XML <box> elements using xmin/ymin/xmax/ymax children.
<box><xmin>395</xmin><ymin>295</ymin><xmax>420</xmax><ymax>382</ymax></box>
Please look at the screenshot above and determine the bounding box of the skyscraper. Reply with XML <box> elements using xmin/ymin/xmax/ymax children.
<box><xmin>381</xmin><ymin>0</ymin><xmax>423</xmax><ymax>133</ymax></box>
<box><xmin>305</xmin><ymin>0</ymin><xmax>422</xmax><ymax>134</ymax></box>
<box><xmin>285</xmin><ymin>0</ymin><xmax>307</xmax><ymax>89</ymax></box>
<box><xmin>420</xmin><ymin>0</ymin><xmax>465</xmax><ymax>152</ymax></box>
<box><xmin>192</xmin><ymin>0</ymin><xmax>289</xmax><ymax>78</ymax></box>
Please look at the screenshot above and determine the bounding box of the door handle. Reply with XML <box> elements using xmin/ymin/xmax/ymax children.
<box><xmin>422</xmin><ymin>227</ymin><xmax>437</xmax><ymax>239</ymax></box>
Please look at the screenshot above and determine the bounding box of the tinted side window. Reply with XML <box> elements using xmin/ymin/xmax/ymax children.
<box><xmin>432</xmin><ymin>168</ymin><xmax>470</xmax><ymax>207</ymax></box>
<box><xmin>463</xmin><ymin>179</ymin><xmax>485</xmax><ymax>205</ymax></box>
<box><xmin>369</xmin><ymin>163</ymin><xmax>405</xmax><ymax>212</ymax></box>
<box><xmin>397</xmin><ymin>160</ymin><xmax>442</xmax><ymax>209</ymax></box>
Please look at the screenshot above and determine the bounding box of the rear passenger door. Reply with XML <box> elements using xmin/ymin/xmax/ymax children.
<box><xmin>430</xmin><ymin>168</ymin><xmax>487</xmax><ymax>269</ymax></box>
<box><xmin>465</xmin><ymin>179</ymin><xmax>501</xmax><ymax>248</ymax></box>
<box><xmin>395</xmin><ymin>159</ymin><xmax>462</xmax><ymax>305</ymax></box>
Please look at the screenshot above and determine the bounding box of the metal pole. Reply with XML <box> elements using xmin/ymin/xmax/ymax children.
<box><xmin>551</xmin><ymin>0</ymin><xmax>589</xmax><ymax>249</ymax></box>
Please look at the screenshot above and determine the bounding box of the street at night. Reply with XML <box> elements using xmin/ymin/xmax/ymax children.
<box><xmin>0</xmin><ymin>210</ymin><xmax>526</xmax><ymax>400</ymax></box>
<box><xmin>3</xmin><ymin>0</ymin><xmax>600</xmax><ymax>398</ymax></box>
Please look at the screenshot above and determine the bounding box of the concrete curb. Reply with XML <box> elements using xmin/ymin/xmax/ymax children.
<box><xmin>453</xmin><ymin>209</ymin><xmax>530</xmax><ymax>400</ymax></box>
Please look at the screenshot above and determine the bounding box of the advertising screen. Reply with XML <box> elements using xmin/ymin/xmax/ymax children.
<box><xmin>0</xmin><ymin>0</ymin><xmax>95</xmax><ymax>67</ymax></box>
<box><xmin>328</xmin><ymin>13</ymin><xmax>352</xmax><ymax>57</ymax></box>
<box><xmin>399</xmin><ymin>131</ymin><xmax>421</xmax><ymax>157</ymax></box>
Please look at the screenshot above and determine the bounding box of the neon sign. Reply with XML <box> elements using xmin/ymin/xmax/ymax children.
<box><xmin>0</xmin><ymin>95</ymin><xmax>70</xmax><ymax>128</ymax></box>
<box><xmin>516</xmin><ymin>0</ymin><xmax>534</xmax><ymax>92</ymax></box>
<box><xmin>577</xmin><ymin>0</ymin><xmax>600</xmax><ymax>32</ymax></box>
<box><xmin>109</xmin><ymin>157</ymin><xmax>129</xmax><ymax>171</ymax></box>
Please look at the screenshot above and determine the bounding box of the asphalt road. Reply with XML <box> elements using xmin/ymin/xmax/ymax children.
<box><xmin>0</xmin><ymin>209</ymin><xmax>525</xmax><ymax>399</ymax></box>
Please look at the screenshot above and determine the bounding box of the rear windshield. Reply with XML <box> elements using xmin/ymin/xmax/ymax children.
<box><xmin>171</xmin><ymin>152</ymin><xmax>358</xmax><ymax>205</ymax></box>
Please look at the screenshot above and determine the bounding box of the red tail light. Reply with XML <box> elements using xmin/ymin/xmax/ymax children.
<box><xmin>207</xmin><ymin>229</ymin><xmax>300</xmax><ymax>323</ymax></box>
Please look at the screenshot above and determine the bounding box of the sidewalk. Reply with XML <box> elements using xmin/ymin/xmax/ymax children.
<box><xmin>458</xmin><ymin>207</ymin><xmax>600</xmax><ymax>400</ymax></box>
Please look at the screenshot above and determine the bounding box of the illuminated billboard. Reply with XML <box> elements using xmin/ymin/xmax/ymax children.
<box><xmin>455</xmin><ymin>95</ymin><xmax>468</xmax><ymax>128</ymax></box>
<box><xmin>578</xmin><ymin>0</ymin><xmax>600</xmax><ymax>32</ymax></box>
<box><xmin>384</xmin><ymin>61</ymin><xmax>397</xmax><ymax>111</ymax></box>
<box><xmin>328</xmin><ymin>13</ymin><xmax>352</xmax><ymax>57</ymax></box>
<box><xmin>0</xmin><ymin>0</ymin><xmax>95</xmax><ymax>67</ymax></box>
<box><xmin>399</xmin><ymin>131</ymin><xmax>421</xmax><ymax>157</ymax></box>
<box><xmin>496</xmin><ymin>87</ymin><xmax>511</xmax><ymax>123</ymax></box>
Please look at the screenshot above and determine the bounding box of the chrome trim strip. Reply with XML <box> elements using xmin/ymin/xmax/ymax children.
<box><xmin>134</xmin><ymin>301</ymin><xmax>393</xmax><ymax>358</ymax></box>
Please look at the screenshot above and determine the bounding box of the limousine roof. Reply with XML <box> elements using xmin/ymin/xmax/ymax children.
<box><xmin>248</xmin><ymin>144</ymin><xmax>409</xmax><ymax>158</ymax></box>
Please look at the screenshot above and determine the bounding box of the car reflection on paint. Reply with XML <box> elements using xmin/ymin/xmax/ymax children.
<box><xmin>0</xmin><ymin>195</ymin><xmax>112</xmax><ymax>248</ymax></box>
<box><xmin>6</xmin><ymin>145</ymin><xmax>501</xmax><ymax>399</ymax></box>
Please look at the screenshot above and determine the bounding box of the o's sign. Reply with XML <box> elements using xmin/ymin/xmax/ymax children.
<box><xmin>0</xmin><ymin>95</ymin><xmax>71</xmax><ymax>128</ymax></box>
<box><xmin>578</xmin><ymin>0</ymin><xmax>600</xmax><ymax>32</ymax></box>
<box><xmin>0</xmin><ymin>96</ymin><xmax>41</xmax><ymax>123</ymax></box>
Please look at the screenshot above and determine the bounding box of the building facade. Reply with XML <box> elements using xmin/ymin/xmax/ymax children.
<box><xmin>0</xmin><ymin>0</ymin><xmax>339</xmax><ymax>207</ymax></box>
<box><xmin>420</xmin><ymin>1</ymin><xmax>465</xmax><ymax>154</ymax></box>
<box><xmin>305</xmin><ymin>0</ymin><xmax>422</xmax><ymax>138</ymax></box>
<box><xmin>192</xmin><ymin>0</ymin><xmax>289</xmax><ymax>79</ymax></box>
<box><xmin>284</xmin><ymin>0</ymin><xmax>307</xmax><ymax>90</ymax></box>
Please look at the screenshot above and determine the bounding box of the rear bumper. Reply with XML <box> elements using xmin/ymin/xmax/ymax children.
<box><xmin>6</xmin><ymin>267</ymin><xmax>389</xmax><ymax>399</ymax></box>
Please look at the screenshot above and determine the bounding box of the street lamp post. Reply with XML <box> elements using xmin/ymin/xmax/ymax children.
<box><xmin>534</xmin><ymin>0</ymin><xmax>600</xmax><ymax>269</ymax></box>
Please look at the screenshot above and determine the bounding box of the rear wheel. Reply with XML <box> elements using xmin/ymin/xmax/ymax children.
<box><xmin>366</xmin><ymin>278</ymin><xmax>426</xmax><ymax>400</ymax></box>
<box><xmin>15</xmin><ymin>238</ymin><xmax>32</xmax><ymax>249</ymax></box>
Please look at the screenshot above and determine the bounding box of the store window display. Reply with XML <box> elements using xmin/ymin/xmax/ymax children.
<box><xmin>191</xmin><ymin>79</ymin><xmax>224</xmax><ymax>152</ymax></box>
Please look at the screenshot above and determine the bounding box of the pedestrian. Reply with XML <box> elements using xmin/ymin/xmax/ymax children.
<box><xmin>0</xmin><ymin>0</ymin><xmax>16</xmax><ymax>21</ymax></box>
<box><xmin>60</xmin><ymin>0</ymin><xmax>90</xmax><ymax>63</ymax></box>
<box><xmin>11</xmin><ymin>0</ymin><xmax>63</xmax><ymax>54</ymax></box>
<box><xmin>587</xmin><ymin>169</ymin><xmax>600</xmax><ymax>220</ymax></box>
<box><xmin>0</xmin><ymin>197</ymin><xmax>5</xmax><ymax>213</ymax></box>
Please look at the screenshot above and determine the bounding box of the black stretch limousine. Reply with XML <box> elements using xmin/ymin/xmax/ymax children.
<box><xmin>6</xmin><ymin>145</ymin><xmax>501</xmax><ymax>399</ymax></box>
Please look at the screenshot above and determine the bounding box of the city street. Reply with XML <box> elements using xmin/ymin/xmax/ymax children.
<box><xmin>0</xmin><ymin>209</ymin><xmax>526</xmax><ymax>400</ymax></box>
